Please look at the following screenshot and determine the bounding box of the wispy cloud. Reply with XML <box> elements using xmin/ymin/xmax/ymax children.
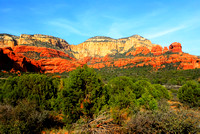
<box><xmin>104</xmin><ymin>8</ymin><xmax>168</xmax><ymax>38</ymax></box>
<box><xmin>146</xmin><ymin>25</ymin><xmax>187</xmax><ymax>39</ymax></box>
<box><xmin>47</xmin><ymin>19</ymin><xmax>89</xmax><ymax>36</ymax></box>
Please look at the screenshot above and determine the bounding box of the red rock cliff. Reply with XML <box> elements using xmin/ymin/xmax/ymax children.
<box><xmin>0</xmin><ymin>47</ymin><xmax>43</xmax><ymax>72</ymax></box>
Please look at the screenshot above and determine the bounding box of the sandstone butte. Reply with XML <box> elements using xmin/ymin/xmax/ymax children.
<box><xmin>0</xmin><ymin>33</ymin><xmax>200</xmax><ymax>73</ymax></box>
<box><xmin>70</xmin><ymin>35</ymin><xmax>159</xmax><ymax>59</ymax></box>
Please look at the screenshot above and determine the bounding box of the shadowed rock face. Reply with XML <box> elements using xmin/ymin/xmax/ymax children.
<box><xmin>0</xmin><ymin>48</ymin><xmax>15</xmax><ymax>71</ymax></box>
<box><xmin>0</xmin><ymin>47</ymin><xmax>43</xmax><ymax>73</ymax></box>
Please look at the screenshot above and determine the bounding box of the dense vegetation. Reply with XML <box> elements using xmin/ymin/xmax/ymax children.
<box><xmin>0</xmin><ymin>66</ymin><xmax>200</xmax><ymax>133</ymax></box>
<box><xmin>96</xmin><ymin>66</ymin><xmax>200</xmax><ymax>85</ymax></box>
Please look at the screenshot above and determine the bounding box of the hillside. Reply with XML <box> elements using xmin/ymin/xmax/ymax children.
<box><xmin>0</xmin><ymin>33</ymin><xmax>200</xmax><ymax>73</ymax></box>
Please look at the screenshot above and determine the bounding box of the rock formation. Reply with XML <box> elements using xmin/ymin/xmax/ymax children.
<box><xmin>0</xmin><ymin>46</ymin><xmax>81</xmax><ymax>73</ymax></box>
<box><xmin>17</xmin><ymin>34</ymin><xmax>70</xmax><ymax>49</ymax></box>
<box><xmin>0</xmin><ymin>34</ymin><xmax>70</xmax><ymax>49</ymax></box>
<box><xmin>163</xmin><ymin>47</ymin><xmax>169</xmax><ymax>53</ymax></box>
<box><xmin>0</xmin><ymin>33</ymin><xmax>199</xmax><ymax>73</ymax></box>
<box><xmin>0</xmin><ymin>34</ymin><xmax>17</xmax><ymax>48</ymax></box>
<box><xmin>70</xmin><ymin>35</ymin><xmax>159</xmax><ymax>59</ymax></box>
<box><xmin>151</xmin><ymin>45</ymin><xmax>163</xmax><ymax>55</ymax></box>
<box><xmin>169</xmin><ymin>42</ymin><xmax>182</xmax><ymax>53</ymax></box>
<box><xmin>0</xmin><ymin>47</ymin><xmax>43</xmax><ymax>72</ymax></box>
<box><xmin>126</xmin><ymin>46</ymin><xmax>150</xmax><ymax>56</ymax></box>
<box><xmin>13</xmin><ymin>45</ymin><xmax>74</xmax><ymax>59</ymax></box>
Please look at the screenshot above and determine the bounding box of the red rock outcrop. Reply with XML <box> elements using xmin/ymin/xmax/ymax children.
<box><xmin>38</xmin><ymin>58</ymin><xmax>80</xmax><ymax>73</ymax></box>
<box><xmin>0</xmin><ymin>47</ymin><xmax>43</xmax><ymax>72</ymax></box>
<box><xmin>163</xmin><ymin>47</ymin><xmax>168</xmax><ymax>53</ymax></box>
<box><xmin>151</xmin><ymin>45</ymin><xmax>163</xmax><ymax>55</ymax></box>
<box><xmin>13</xmin><ymin>45</ymin><xmax>74</xmax><ymax>59</ymax></box>
<box><xmin>8</xmin><ymin>46</ymin><xmax>80</xmax><ymax>73</ymax></box>
<box><xmin>126</xmin><ymin>47</ymin><xmax>150</xmax><ymax>56</ymax></box>
<box><xmin>169</xmin><ymin>42</ymin><xmax>182</xmax><ymax>53</ymax></box>
<box><xmin>0</xmin><ymin>47</ymin><xmax>82</xmax><ymax>74</ymax></box>
<box><xmin>86</xmin><ymin>43</ymin><xmax>200</xmax><ymax>71</ymax></box>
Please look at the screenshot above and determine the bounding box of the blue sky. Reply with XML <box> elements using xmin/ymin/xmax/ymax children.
<box><xmin>0</xmin><ymin>0</ymin><xmax>200</xmax><ymax>55</ymax></box>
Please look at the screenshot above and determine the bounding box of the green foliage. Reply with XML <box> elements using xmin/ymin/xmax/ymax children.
<box><xmin>133</xmin><ymin>80</ymin><xmax>154</xmax><ymax>99</ymax></box>
<box><xmin>1</xmin><ymin>66</ymin><xmax>200</xmax><ymax>133</ymax></box>
<box><xmin>0</xmin><ymin>74</ymin><xmax>59</xmax><ymax>109</ymax></box>
<box><xmin>105</xmin><ymin>77</ymin><xmax>170</xmax><ymax>111</ymax></box>
<box><xmin>137</xmin><ymin>91</ymin><xmax>158</xmax><ymax>110</ymax></box>
<box><xmin>106</xmin><ymin>76</ymin><xmax>136</xmax><ymax>109</ymax></box>
<box><xmin>153</xmin><ymin>84</ymin><xmax>171</xmax><ymax>99</ymax></box>
<box><xmin>60</xmin><ymin>65</ymin><xmax>105</xmax><ymax>125</ymax></box>
<box><xmin>178</xmin><ymin>81</ymin><xmax>200</xmax><ymax>106</ymax></box>
<box><xmin>96</xmin><ymin>66</ymin><xmax>200</xmax><ymax>85</ymax></box>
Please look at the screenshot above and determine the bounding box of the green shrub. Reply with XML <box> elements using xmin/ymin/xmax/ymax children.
<box><xmin>61</xmin><ymin>65</ymin><xmax>105</xmax><ymax>125</ymax></box>
<box><xmin>106</xmin><ymin>76</ymin><xmax>136</xmax><ymax>109</ymax></box>
<box><xmin>178</xmin><ymin>81</ymin><xmax>200</xmax><ymax>106</ymax></box>
<box><xmin>132</xmin><ymin>80</ymin><xmax>155</xmax><ymax>99</ymax></box>
<box><xmin>105</xmin><ymin>78</ymin><xmax>170</xmax><ymax>111</ymax></box>
<box><xmin>137</xmin><ymin>91</ymin><xmax>158</xmax><ymax>110</ymax></box>
<box><xmin>0</xmin><ymin>74</ymin><xmax>59</xmax><ymax>109</ymax></box>
<box><xmin>153</xmin><ymin>84</ymin><xmax>171</xmax><ymax>99</ymax></box>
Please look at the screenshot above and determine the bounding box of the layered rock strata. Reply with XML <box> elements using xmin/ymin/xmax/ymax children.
<box><xmin>0</xmin><ymin>34</ymin><xmax>70</xmax><ymax>49</ymax></box>
<box><xmin>70</xmin><ymin>35</ymin><xmax>159</xmax><ymax>59</ymax></box>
